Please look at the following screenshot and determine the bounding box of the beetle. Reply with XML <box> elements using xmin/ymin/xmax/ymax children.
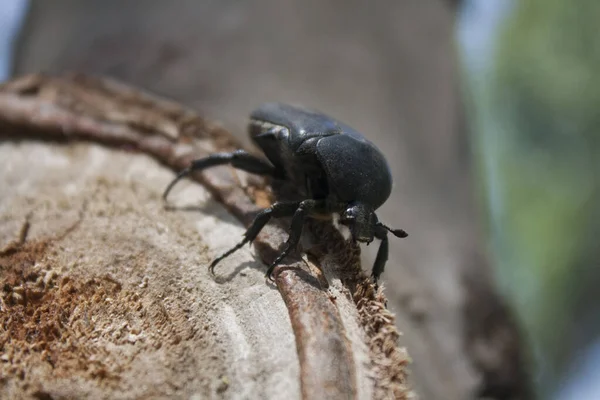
<box><xmin>163</xmin><ymin>102</ymin><xmax>407</xmax><ymax>283</ymax></box>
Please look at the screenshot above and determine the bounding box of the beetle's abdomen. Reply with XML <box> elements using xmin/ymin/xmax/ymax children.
<box><xmin>316</xmin><ymin>135</ymin><xmax>392</xmax><ymax>209</ymax></box>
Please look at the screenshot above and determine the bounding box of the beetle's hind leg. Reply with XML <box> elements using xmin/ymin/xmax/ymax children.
<box><xmin>209</xmin><ymin>201</ymin><xmax>300</xmax><ymax>277</ymax></box>
<box><xmin>163</xmin><ymin>150</ymin><xmax>277</xmax><ymax>200</ymax></box>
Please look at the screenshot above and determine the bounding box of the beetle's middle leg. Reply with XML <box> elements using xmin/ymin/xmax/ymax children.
<box><xmin>209</xmin><ymin>201</ymin><xmax>300</xmax><ymax>276</ymax></box>
<box><xmin>265</xmin><ymin>199</ymin><xmax>327</xmax><ymax>279</ymax></box>
<box><xmin>163</xmin><ymin>150</ymin><xmax>276</xmax><ymax>200</ymax></box>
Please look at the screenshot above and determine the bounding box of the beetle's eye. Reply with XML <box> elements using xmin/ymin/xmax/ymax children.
<box><xmin>339</xmin><ymin>217</ymin><xmax>351</xmax><ymax>226</ymax></box>
<box><xmin>340</xmin><ymin>206</ymin><xmax>358</xmax><ymax>226</ymax></box>
<box><xmin>339</xmin><ymin>212</ymin><xmax>355</xmax><ymax>226</ymax></box>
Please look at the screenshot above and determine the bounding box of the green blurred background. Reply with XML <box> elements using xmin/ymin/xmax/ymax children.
<box><xmin>461</xmin><ymin>0</ymin><xmax>600</xmax><ymax>398</ymax></box>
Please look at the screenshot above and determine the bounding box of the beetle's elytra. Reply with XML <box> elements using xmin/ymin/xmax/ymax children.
<box><xmin>163</xmin><ymin>103</ymin><xmax>407</xmax><ymax>283</ymax></box>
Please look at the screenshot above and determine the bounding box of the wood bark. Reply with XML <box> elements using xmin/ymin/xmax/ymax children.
<box><xmin>0</xmin><ymin>74</ymin><xmax>410</xmax><ymax>399</ymax></box>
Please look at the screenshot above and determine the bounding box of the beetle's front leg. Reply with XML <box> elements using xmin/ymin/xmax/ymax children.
<box><xmin>265</xmin><ymin>199</ymin><xmax>327</xmax><ymax>279</ymax></box>
<box><xmin>209</xmin><ymin>201</ymin><xmax>300</xmax><ymax>276</ymax></box>
<box><xmin>372</xmin><ymin>226</ymin><xmax>390</xmax><ymax>284</ymax></box>
<box><xmin>372</xmin><ymin>222</ymin><xmax>407</xmax><ymax>283</ymax></box>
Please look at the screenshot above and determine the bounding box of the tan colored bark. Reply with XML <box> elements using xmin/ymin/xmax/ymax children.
<box><xmin>0</xmin><ymin>74</ymin><xmax>411</xmax><ymax>399</ymax></box>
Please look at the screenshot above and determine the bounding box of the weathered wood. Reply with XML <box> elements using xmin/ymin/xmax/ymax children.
<box><xmin>0</xmin><ymin>74</ymin><xmax>411</xmax><ymax>399</ymax></box>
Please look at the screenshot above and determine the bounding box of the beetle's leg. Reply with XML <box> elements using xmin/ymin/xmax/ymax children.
<box><xmin>371</xmin><ymin>223</ymin><xmax>407</xmax><ymax>283</ymax></box>
<box><xmin>265</xmin><ymin>199</ymin><xmax>326</xmax><ymax>279</ymax></box>
<box><xmin>209</xmin><ymin>201</ymin><xmax>300</xmax><ymax>276</ymax></box>
<box><xmin>163</xmin><ymin>150</ymin><xmax>276</xmax><ymax>200</ymax></box>
<box><xmin>371</xmin><ymin>225</ymin><xmax>390</xmax><ymax>284</ymax></box>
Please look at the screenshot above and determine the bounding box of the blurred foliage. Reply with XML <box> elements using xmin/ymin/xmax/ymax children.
<box><xmin>465</xmin><ymin>0</ymin><xmax>600</xmax><ymax>397</ymax></box>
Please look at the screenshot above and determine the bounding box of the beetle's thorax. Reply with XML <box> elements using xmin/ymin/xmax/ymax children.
<box><xmin>250</xmin><ymin>117</ymin><xmax>333</xmax><ymax>198</ymax></box>
<box><xmin>316</xmin><ymin>135</ymin><xmax>392</xmax><ymax>209</ymax></box>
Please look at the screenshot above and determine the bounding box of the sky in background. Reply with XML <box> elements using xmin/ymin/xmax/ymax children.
<box><xmin>0</xmin><ymin>0</ymin><xmax>28</xmax><ymax>80</ymax></box>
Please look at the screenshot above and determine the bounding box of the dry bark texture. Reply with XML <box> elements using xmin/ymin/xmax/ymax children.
<box><xmin>0</xmin><ymin>74</ymin><xmax>412</xmax><ymax>399</ymax></box>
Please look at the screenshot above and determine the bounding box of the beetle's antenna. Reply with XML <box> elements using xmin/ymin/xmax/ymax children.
<box><xmin>377</xmin><ymin>222</ymin><xmax>408</xmax><ymax>238</ymax></box>
<box><xmin>162</xmin><ymin>167</ymin><xmax>192</xmax><ymax>200</ymax></box>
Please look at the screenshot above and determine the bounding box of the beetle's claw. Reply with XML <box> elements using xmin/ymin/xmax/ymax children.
<box><xmin>208</xmin><ymin>258</ymin><xmax>221</xmax><ymax>278</ymax></box>
<box><xmin>163</xmin><ymin>167</ymin><xmax>192</xmax><ymax>201</ymax></box>
<box><xmin>208</xmin><ymin>264</ymin><xmax>216</xmax><ymax>277</ymax></box>
<box><xmin>265</xmin><ymin>264</ymin><xmax>277</xmax><ymax>281</ymax></box>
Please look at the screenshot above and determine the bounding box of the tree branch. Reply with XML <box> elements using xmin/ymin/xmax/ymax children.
<box><xmin>0</xmin><ymin>73</ymin><xmax>411</xmax><ymax>399</ymax></box>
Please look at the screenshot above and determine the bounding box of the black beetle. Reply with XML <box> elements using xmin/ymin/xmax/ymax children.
<box><xmin>163</xmin><ymin>103</ymin><xmax>407</xmax><ymax>283</ymax></box>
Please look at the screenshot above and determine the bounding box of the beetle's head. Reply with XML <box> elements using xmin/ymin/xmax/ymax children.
<box><xmin>340</xmin><ymin>202</ymin><xmax>377</xmax><ymax>244</ymax></box>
